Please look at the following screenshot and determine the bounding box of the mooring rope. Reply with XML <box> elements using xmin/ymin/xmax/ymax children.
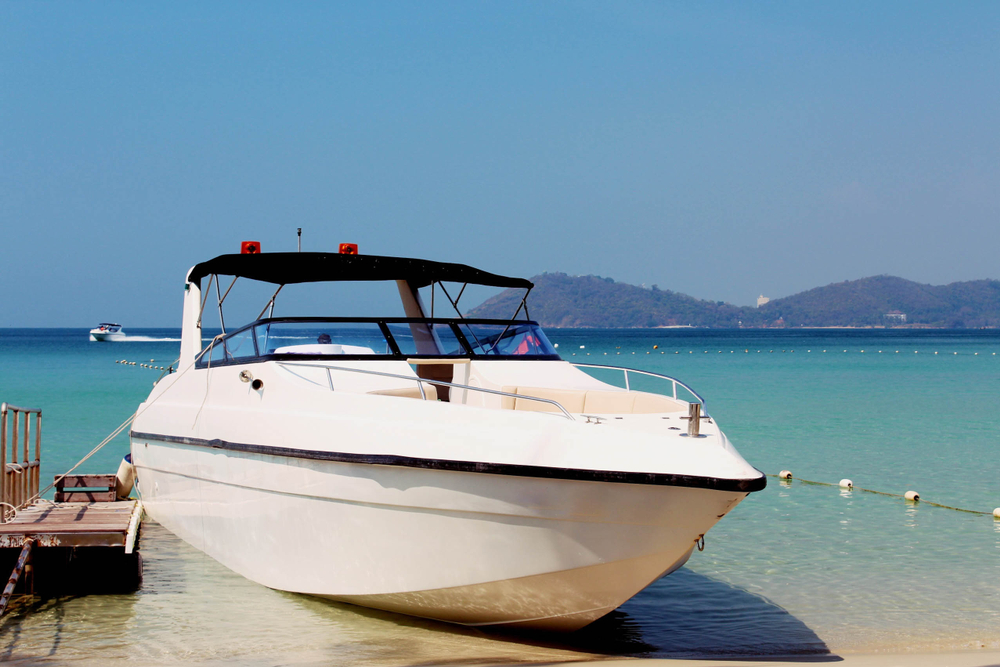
<box><xmin>25</xmin><ymin>345</ymin><xmax>215</xmax><ymax>507</ymax></box>
<box><xmin>29</xmin><ymin>414</ymin><xmax>136</xmax><ymax>505</ymax></box>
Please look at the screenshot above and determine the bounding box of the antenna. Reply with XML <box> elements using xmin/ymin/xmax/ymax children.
<box><xmin>297</xmin><ymin>228</ymin><xmax>302</xmax><ymax>252</ymax></box>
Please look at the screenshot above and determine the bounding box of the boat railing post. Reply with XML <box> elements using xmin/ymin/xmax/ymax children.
<box><xmin>623</xmin><ymin>369</ymin><xmax>630</xmax><ymax>391</ymax></box>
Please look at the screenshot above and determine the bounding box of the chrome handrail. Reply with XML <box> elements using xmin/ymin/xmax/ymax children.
<box><xmin>276</xmin><ymin>362</ymin><xmax>577</xmax><ymax>421</ymax></box>
<box><xmin>569</xmin><ymin>363</ymin><xmax>706</xmax><ymax>406</ymax></box>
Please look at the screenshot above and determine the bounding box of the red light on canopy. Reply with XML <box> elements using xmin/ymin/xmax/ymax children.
<box><xmin>339</xmin><ymin>243</ymin><xmax>358</xmax><ymax>255</ymax></box>
<box><xmin>241</xmin><ymin>241</ymin><xmax>261</xmax><ymax>254</ymax></box>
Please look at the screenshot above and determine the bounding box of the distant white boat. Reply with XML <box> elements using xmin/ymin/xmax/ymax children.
<box><xmin>89</xmin><ymin>323</ymin><xmax>125</xmax><ymax>342</ymax></box>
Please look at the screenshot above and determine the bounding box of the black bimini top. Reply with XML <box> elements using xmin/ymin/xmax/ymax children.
<box><xmin>188</xmin><ymin>252</ymin><xmax>533</xmax><ymax>290</ymax></box>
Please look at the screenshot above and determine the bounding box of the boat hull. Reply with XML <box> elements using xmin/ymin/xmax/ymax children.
<box><xmin>131</xmin><ymin>435</ymin><xmax>745</xmax><ymax>630</ymax></box>
<box><xmin>90</xmin><ymin>331</ymin><xmax>126</xmax><ymax>342</ymax></box>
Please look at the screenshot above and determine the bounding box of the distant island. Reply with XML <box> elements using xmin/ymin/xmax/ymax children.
<box><xmin>468</xmin><ymin>273</ymin><xmax>1000</xmax><ymax>329</ymax></box>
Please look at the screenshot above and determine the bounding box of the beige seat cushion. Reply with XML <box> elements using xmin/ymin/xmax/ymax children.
<box><xmin>500</xmin><ymin>386</ymin><xmax>587</xmax><ymax>413</ymax></box>
<box><xmin>631</xmin><ymin>391</ymin><xmax>686</xmax><ymax>413</ymax></box>
<box><xmin>499</xmin><ymin>385</ymin><xmax>685</xmax><ymax>414</ymax></box>
<box><xmin>368</xmin><ymin>384</ymin><xmax>438</xmax><ymax>401</ymax></box>
<box><xmin>583</xmin><ymin>390</ymin><xmax>636</xmax><ymax>414</ymax></box>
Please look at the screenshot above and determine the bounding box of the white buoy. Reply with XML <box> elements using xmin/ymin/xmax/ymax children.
<box><xmin>779</xmin><ymin>470</ymin><xmax>793</xmax><ymax>479</ymax></box>
<box><xmin>839</xmin><ymin>479</ymin><xmax>853</xmax><ymax>489</ymax></box>
<box><xmin>580</xmin><ymin>345</ymin><xmax>585</xmax><ymax>349</ymax></box>
<box><xmin>904</xmin><ymin>490</ymin><xmax>920</xmax><ymax>501</ymax></box>
<box><xmin>553</xmin><ymin>343</ymin><xmax>559</xmax><ymax>348</ymax></box>
<box><xmin>993</xmin><ymin>508</ymin><xmax>1000</xmax><ymax>519</ymax></box>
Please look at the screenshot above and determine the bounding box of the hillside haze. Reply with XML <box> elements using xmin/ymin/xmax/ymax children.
<box><xmin>469</xmin><ymin>273</ymin><xmax>1000</xmax><ymax>328</ymax></box>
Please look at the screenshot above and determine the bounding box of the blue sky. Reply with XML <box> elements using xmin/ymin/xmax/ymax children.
<box><xmin>2</xmin><ymin>2</ymin><xmax>998</xmax><ymax>326</ymax></box>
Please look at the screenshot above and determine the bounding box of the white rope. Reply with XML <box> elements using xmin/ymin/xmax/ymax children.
<box><xmin>0</xmin><ymin>502</ymin><xmax>17</xmax><ymax>523</ymax></box>
<box><xmin>23</xmin><ymin>341</ymin><xmax>217</xmax><ymax>507</ymax></box>
<box><xmin>29</xmin><ymin>413</ymin><xmax>136</xmax><ymax>505</ymax></box>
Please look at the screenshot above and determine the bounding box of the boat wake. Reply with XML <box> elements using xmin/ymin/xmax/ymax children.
<box><xmin>120</xmin><ymin>336</ymin><xmax>182</xmax><ymax>342</ymax></box>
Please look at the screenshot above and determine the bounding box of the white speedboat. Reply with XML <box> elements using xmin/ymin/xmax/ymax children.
<box><xmin>89</xmin><ymin>322</ymin><xmax>125</xmax><ymax>341</ymax></box>
<box><xmin>130</xmin><ymin>250</ymin><xmax>765</xmax><ymax>631</ymax></box>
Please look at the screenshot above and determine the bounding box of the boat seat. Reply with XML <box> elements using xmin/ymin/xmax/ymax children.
<box><xmin>500</xmin><ymin>386</ymin><xmax>685</xmax><ymax>414</ymax></box>
<box><xmin>368</xmin><ymin>384</ymin><xmax>439</xmax><ymax>401</ymax></box>
<box><xmin>272</xmin><ymin>344</ymin><xmax>376</xmax><ymax>355</ymax></box>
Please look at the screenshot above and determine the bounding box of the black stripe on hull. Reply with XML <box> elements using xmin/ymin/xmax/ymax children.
<box><xmin>129</xmin><ymin>431</ymin><xmax>767</xmax><ymax>493</ymax></box>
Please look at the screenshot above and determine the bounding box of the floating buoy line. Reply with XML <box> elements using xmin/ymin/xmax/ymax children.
<box><xmin>116</xmin><ymin>359</ymin><xmax>175</xmax><ymax>373</ymax></box>
<box><xmin>564</xmin><ymin>348</ymin><xmax>998</xmax><ymax>357</ymax></box>
<box><xmin>771</xmin><ymin>470</ymin><xmax>1000</xmax><ymax>519</ymax></box>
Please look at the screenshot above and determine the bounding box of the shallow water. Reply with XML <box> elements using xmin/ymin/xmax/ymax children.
<box><xmin>1</xmin><ymin>328</ymin><xmax>998</xmax><ymax>661</ymax></box>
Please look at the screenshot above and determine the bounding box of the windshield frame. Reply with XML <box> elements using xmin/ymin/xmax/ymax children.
<box><xmin>195</xmin><ymin>317</ymin><xmax>560</xmax><ymax>368</ymax></box>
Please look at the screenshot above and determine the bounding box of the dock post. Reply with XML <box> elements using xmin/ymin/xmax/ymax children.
<box><xmin>1</xmin><ymin>403</ymin><xmax>6</xmax><ymax>514</ymax></box>
<box><xmin>0</xmin><ymin>538</ymin><xmax>35</xmax><ymax>617</ymax></box>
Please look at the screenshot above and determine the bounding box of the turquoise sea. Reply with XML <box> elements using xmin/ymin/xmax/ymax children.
<box><xmin>1</xmin><ymin>328</ymin><xmax>999</xmax><ymax>663</ymax></box>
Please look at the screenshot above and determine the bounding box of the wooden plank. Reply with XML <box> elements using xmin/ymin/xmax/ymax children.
<box><xmin>0</xmin><ymin>499</ymin><xmax>137</xmax><ymax>548</ymax></box>
<box><xmin>55</xmin><ymin>474</ymin><xmax>116</xmax><ymax>489</ymax></box>
<box><xmin>0</xmin><ymin>501</ymin><xmax>135</xmax><ymax>528</ymax></box>
<box><xmin>0</xmin><ymin>531</ymin><xmax>126</xmax><ymax>548</ymax></box>
<box><xmin>0</xmin><ymin>519</ymin><xmax>133</xmax><ymax>531</ymax></box>
<box><xmin>54</xmin><ymin>490</ymin><xmax>117</xmax><ymax>503</ymax></box>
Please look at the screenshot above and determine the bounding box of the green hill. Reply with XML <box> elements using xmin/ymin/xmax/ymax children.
<box><xmin>468</xmin><ymin>273</ymin><xmax>1000</xmax><ymax>328</ymax></box>
<box><xmin>759</xmin><ymin>275</ymin><xmax>1000</xmax><ymax>328</ymax></box>
<box><xmin>469</xmin><ymin>273</ymin><xmax>756</xmax><ymax>328</ymax></box>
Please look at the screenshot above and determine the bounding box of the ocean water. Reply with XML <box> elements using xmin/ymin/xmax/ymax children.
<box><xmin>1</xmin><ymin>327</ymin><xmax>998</xmax><ymax>663</ymax></box>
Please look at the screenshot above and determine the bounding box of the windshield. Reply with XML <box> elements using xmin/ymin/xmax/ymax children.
<box><xmin>196</xmin><ymin>318</ymin><xmax>558</xmax><ymax>367</ymax></box>
<box><xmin>457</xmin><ymin>322</ymin><xmax>557</xmax><ymax>356</ymax></box>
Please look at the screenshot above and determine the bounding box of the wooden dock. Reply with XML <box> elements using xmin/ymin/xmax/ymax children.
<box><xmin>0</xmin><ymin>403</ymin><xmax>143</xmax><ymax>615</ymax></box>
<box><xmin>0</xmin><ymin>500</ymin><xmax>142</xmax><ymax>550</ymax></box>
